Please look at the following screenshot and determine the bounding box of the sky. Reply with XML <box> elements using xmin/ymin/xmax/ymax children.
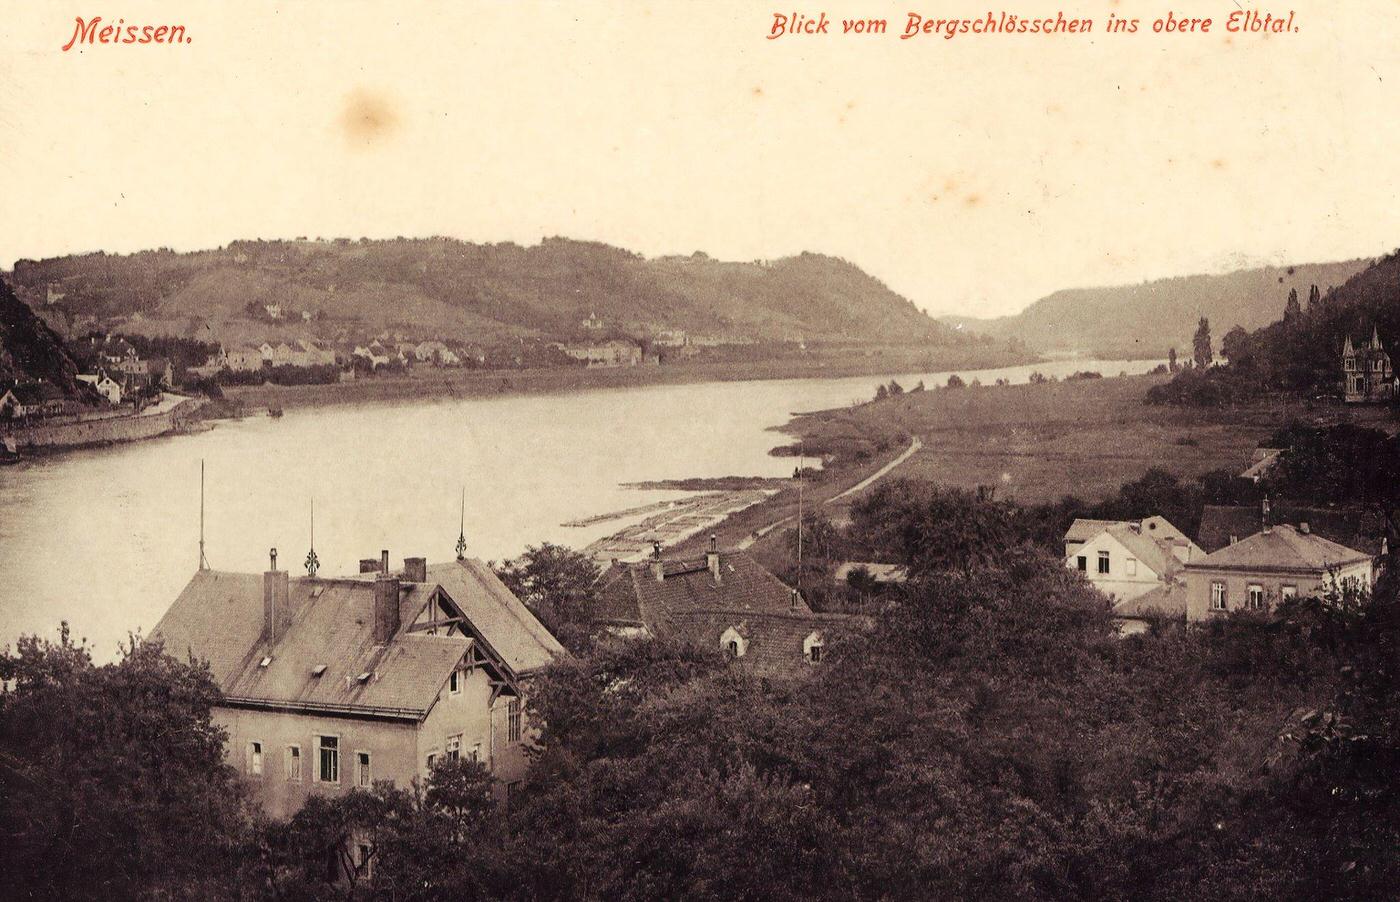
<box><xmin>1</xmin><ymin>0</ymin><xmax>1397</xmax><ymax>318</ymax></box>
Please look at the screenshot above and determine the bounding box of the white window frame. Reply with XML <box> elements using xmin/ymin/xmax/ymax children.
<box><xmin>1247</xmin><ymin>584</ymin><xmax>1265</xmax><ymax>610</ymax></box>
<box><xmin>1211</xmin><ymin>581</ymin><xmax>1227</xmax><ymax>611</ymax></box>
<box><xmin>446</xmin><ymin>734</ymin><xmax>462</xmax><ymax>762</ymax></box>
<box><xmin>316</xmin><ymin>734</ymin><xmax>340</xmax><ymax>784</ymax></box>
<box><xmin>286</xmin><ymin>744</ymin><xmax>302</xmax><ymax>783</ymax></box>
<box><xmin>247</xmin><ymin>740</ymin><xmax>264</xmax><ymax>776</ymax></box>
<box><xmin>1281</xmin><ymin>585</ymin><xmax>1297</xmax><ymax>600</ymax></box>
<box><xmin>1097</xmin><ymin>550</ymin><xmax>1110</xmax><ymax>575</ymax></box>
<box><xmin>356</xmin><ymin>750</ymin><xmax>372</xmax><ymax>787</ymax></box>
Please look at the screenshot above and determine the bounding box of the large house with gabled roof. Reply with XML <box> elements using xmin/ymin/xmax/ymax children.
<box><xmin>151</xmin><ymin>549</ymin><xmax>565</xmax><ymax>821</ymax></box>
<box><xmin>594</xmin><ymin>540</ymin><xmax>861</xmax><ymax>675</ymax></box>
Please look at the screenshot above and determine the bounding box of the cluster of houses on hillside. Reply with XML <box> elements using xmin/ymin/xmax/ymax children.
<box><xmin>1064</xmin><ymin>500</ymin><xmax>1380</xmax><ymax>634</ymax></box>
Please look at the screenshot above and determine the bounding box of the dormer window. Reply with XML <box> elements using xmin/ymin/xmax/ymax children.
<box><xmin>720</xmin><ymin>627</ymin><xmax>747</xmax><ymax>658</ymax></box>
<box><xmin>803</xmin><ymin>631</ymin><xmax>824</xmax><ymax>663</ymax></box>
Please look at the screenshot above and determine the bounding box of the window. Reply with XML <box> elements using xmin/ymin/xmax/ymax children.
<box><xmin>1075</xmin><ymin>555</ymin><xmax>1087</xmax><ymax>572</ymax></box>
<box><xmin>1281</xmin><ymin>585</ymin><xmax>1297</xmax><ymax>600</ymax></box>
<box><xmin>356</xmin><ymin>843</ymin><xmax>373</xmax><ymax>879</ymax></box>
<box><xmin>449</xmin><ymin>670</ymin><xmax>460</xmax><ymax>695</ymax></box>
<box><xmin>446</xmin><ymin>734</ymin><xmax>461</xmax><ymax>762</ymax></box>
<box><xmin>727</xmin><ymin>640</ymin><xmax>740</xmax><ymax>657</ymax></box>
<box><xmin>1097</xmin><ymin>551</ymin><xmax>1110</xmax><ymax>574</ymax></box>
<box><xmin>1125</xmin><ymin>558</ymin><xmax>1137</xmax><ymax>577</ymax></box>
<box><xmin>247</xmin><ymin>741</ymin><xmax>264</xmax><ymax>776</ymax></box>
<box><xmin>426</xmin><ymin>752</ymin><xmax>437</xmax><ymax>770</ymax></box>
<box><xmin>469</xmin><ymin>742</ymin><xmax>482</xmax><ymax>764</ymax></box>
<box><xmin>1211</xmin><ymin>582</ymin><xmax>1227</xmax><ymax>611</ymax></box>
<box><xmin>286</xmin><ymin>745</ymin><xmax>302</xmax><ymax>782</ymax></box>
<box><xmin>507</xmin><ymin>698</ymin><xmax>523</xmax><ymax>743</ymax></box>
<box><xmin>720</xmin><ymin>627</ymin><xmax>746</xmax><ymax>657</ymax></box>
<box><xmin>1247</xmin><ymin>584</ymin><xmax>1265</xmax><ymax>610</ymax></box>
<box><xmin>317</xmin><ymin>735</ymin><xmax>339</xmax><ymax>783</ymax></box>
<box><xmin>357</xmin><ymin>751</ymin><xmax>372</xmax><ymax>787</ymax></box>
<box><xmin>1346</xmin><ymin>357</ymin><xmax>1355</xmax><ymax>371</ymax></box>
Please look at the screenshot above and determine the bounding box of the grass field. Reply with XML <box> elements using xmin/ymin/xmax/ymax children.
<box><xmin>785</xmin><ymin>373</ymin><xmax>1399</xmax><ymax>508</ymax></box>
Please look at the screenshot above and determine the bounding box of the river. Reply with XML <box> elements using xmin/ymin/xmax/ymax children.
<box><xmin>0</xmin><ymin>358</ymin><xmax>1161</xmax><ymax>656</ymax></box>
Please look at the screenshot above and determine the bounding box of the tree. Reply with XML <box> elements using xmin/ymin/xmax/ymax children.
<box><xmin>1193</xmin><ymin>316</ymin><xmax>1213</xmax><ymax>368</ymax></box>
<box><xmin>1284</xmin><ymin>286</ymin><xmax>1302</xmax><ymax>322</ymax></box>
<box><xmin>1307</xmin><ymin>283</ymin><xmax>1321</xmax><ymax>314</ymax></box>
<box><xmin>1168</xmin><ymin>347</ymin><xmax>1178</xmax><ymax>372</ymax></box>
<box><xmin>0</xmin><ymin>627</ymin><xmax>254</xmax><ymax>900</ymax></box>
<box><xmin>873</xmin><ymin>383</ymin><xmax>888</xmax><ymax>401</ymax></box>
<box><xmin>887</xmin><ymin>380</ymin><xmax>904</xmax><ymax>397</ymax></box>
<box><xmin>494</xmin><ymin>543</ymin><xmax>600</xmax><ymax>650</ymax></box>
<box><xmin>1220</xmin><ymin>324</ymin><xmax>1252</xmax><ymax>366</ymax></box>
<box><xmin>946</xmin><ymin>374</ymin><xmax>965</xmax><ymax>389</ymax></box>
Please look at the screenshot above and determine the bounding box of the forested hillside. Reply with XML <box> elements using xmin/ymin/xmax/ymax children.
<box><xmin>0</xmin><ymin>277</ymin><xmax>89</xmax><ymax>397</ymax></box>
<box><xmin>942</xmin><ymin>259</ymin><xmax>1371</xmax><ymax>359</ymax></box>
<box><xmin>8</xmin><ymin>238</ymin><xmax>969</xmax><ymax>348</ymax></box>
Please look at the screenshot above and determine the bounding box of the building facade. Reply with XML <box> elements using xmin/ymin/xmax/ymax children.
<box><xmin>1343</xmin><ymin>328</ymin><xmax>1396</xmax><ymax>403</ymax></box>
<box><xmin>151</xmin><ymin>551</ymin><xmax>565</xmax><ymax>820</ymax></box>
<box><xmin>1183</xmin><ymin>524</ymin><xmax>1374</xmax><ymax>621</ymax></box>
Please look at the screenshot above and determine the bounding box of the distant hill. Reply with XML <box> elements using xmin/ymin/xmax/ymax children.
<box><xmin>7</xmin><ymin>238</ymin><xmax>981</xmax><ymax>350</ymax></box>
<box><xmin>939</xmin><ymin>260</ymin><xmax>1373</xmax><ymax>359</ymax></box>
<box><xmin>0</xmin><ymin>278</ymin><xmax>90</xmax><ymax>397</ymax></box>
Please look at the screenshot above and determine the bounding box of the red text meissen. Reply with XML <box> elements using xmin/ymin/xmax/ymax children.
<box><xmin>62</xmin><ymin>17</ymin><xmax>190</xmax><ymax>51</ymax></box>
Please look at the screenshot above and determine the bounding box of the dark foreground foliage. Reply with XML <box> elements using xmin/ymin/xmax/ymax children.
<box><xmin>4</xmin><ymin>510</ymin><xmax>1399</xmax><ymax>899</ymax></box>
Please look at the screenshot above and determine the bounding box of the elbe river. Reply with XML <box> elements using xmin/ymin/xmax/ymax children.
<box><xmin>0</xmin><ymin>358</ymin><xmax>1159</xmax><ymax>657</ymax></box>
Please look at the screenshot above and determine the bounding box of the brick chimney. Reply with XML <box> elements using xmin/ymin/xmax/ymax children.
<box><xmin>380</xmin><ymin>549</ymin><xmax>390</xmax><ymax>573</ymax></box>
<box><xmin>373</xmin><ymin>573</ymin><xmax>400</xmax><ymax>644</ymax></box>
<box><xmin>263</xmin><ymin>547</ymin><xmax>291</xmax><ymax>644</ymax></box>
<box><xmin>651</xmin><ymin>541</ymin><xmax>665</xmax><ymax>582</ymax></box>
<box><xmin>707</xmin><ymin>535</ymin><xmax>722</xmax><ymax>585</ymax></box>
<box><xmin>403</xmin><ymin>556</ymin><xmax>427</xmax><ymax>583</ymax></box>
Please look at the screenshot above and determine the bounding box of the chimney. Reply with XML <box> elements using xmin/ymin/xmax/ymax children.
<box><xmin>373</xmin><ymin>573</ymin><xmax>401</xmax><ymax>644</ymax></box>
<box><xmin>1299</xmin><ymin>522</ymin><xmax>1310</xmax><ymax>535</ymax></box>
<box><xmin>403</xmin><ymin>556</ymin><xmax>427</xmax><ymax>583</ymax></box>
<box><xmin>380</xmin><ymin>549</ymin><xmax>390</xmax><ymax>573</ymax></box>
<box><xmin>651</xmin><ymin>541</ymin><xmax>665</xmax><ymax>582</ymax></box>
<box><xmin>1262</xmin><ymin>497</ymin><xmax>1272</xmax><ymax>534</ymax></box>
<box><xmin>790</xmin><ymin>588</ymin><xmax>800</xmax><ymax>610</ymax></box>
<box><xmin>359</xmin><ymin>558</ymin><xmax>381</xmax><ymax>574</ymax></box>
<box><xmin>707</xmin><ymin>535</ymin><xmax>722</xmax><ymax>585</ymax></box>
<box><xmin>263</xmin><ymin>547</ymin><xmax>291</xmax><ymax>644</ymax></box>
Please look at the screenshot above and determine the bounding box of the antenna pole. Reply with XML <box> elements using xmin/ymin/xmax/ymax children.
<box><xmin>455</xmin><ymin>486</ymin><xmax>468</xmax><ymax>561</ymax></box>
<box><xmin>198</xmin><ymin>460</ymin><xmax>209</xmax><ymax>570</ymax></box>
<box><xmin>304</xmin><ymin>497</ymin><xmax>320</xmax><ymax>577</ymax></box>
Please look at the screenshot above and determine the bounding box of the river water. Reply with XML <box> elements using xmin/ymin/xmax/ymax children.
<box><xmin>0</xmin><ymin>358</ymin><xmax>1160</xmax><ymax>657</ymax></box>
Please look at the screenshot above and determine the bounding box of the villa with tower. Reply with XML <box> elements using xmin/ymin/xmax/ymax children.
<box><xmin>1342</xmin><ymin>327</ymin><xmax>1396</xmax><ymax>403</ymax></box>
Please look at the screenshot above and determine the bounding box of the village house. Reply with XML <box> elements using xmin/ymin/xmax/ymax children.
<box><xmin>1342</xmin><ymin>327</ymin><xmax>1396</xmax><ymax>403</ymax></box>
<box><xmin>150</xmin><ymin>548</ymin><xmax>566</xmax><ymax>824</ymax></box>
<box><xmin>414</xmin><ymin>340</ymin><xmax>449</xmax><ymax>364</ymax></box>
<box><xmin>594</xmin><ymin>540</ymin><xmax>860</xmax><ymax>675</ymax></box>
<box><xmin>561</xmin><ymin>339</ymin><xmax>642</xmax><ymax>368</ymax></box>
<box><xmin>1184</xmin><ymin>523</ymin><xmax>1374</xmax><ymax>621</ymax></box>
<box><xmin>226</xmin><ymin>346</ymin><xmax>266</xmax><ymax>372</ymax></box>
<box><xmin>0</xmin><ymin>381</ymin><xmax>73</xmax><ymax>419</ymax></box>
<box><xmin>1064</xmin><ymin>516</ymin><xmax>1203</xmax><ymax>632</ymax></box>
<box><xmin>76</xmin><ymin>371</ymin><xmax>123</xmax><ymax>405</ymax></box>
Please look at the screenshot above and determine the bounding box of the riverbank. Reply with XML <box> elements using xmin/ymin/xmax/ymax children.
<box><xmin>221</xmin><ymin>347</ymin><xmax>1038</xmax><ymax>412</ymax></box>
<box><xmin>1</xmin><ymin>394</ymin><xmax>206</xmax><ymax>454</ymax></box>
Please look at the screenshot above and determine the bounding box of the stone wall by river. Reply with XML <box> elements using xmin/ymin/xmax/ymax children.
<box><xmin>2</xmin><ymin>397</ymin><xmax>204</xmax><ymax>450</ymax></box>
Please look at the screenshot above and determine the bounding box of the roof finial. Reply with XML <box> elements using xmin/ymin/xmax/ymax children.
<box><xmin>304</xmin><ymin>497</ymin><xmax>319</xmax><ymax>577</ymax></box>
<box><xmin>455</xmin><ymin>487</ymin><xmax>468</xmax><ymax>561</ymax></box>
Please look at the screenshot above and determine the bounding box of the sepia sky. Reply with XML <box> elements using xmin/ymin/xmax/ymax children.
<box><xmin>1</xmin><ymin>0</ymin><xmax>1397</xmax><ymax>317</ymax></box>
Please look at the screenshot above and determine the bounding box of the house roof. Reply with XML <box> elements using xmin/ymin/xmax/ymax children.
<box><xmin>151</xmin><ymin>559</ymin><xmax>567</xmax><ymax>719</ymax></box>
<box><xmin>1112</xmin><ymin>582</ymin><xmax>1188</xmax><ymax>620</ymax></box>
<box><xmin>1187</xmin><ymin>525</ymin><xmax>1372</xmax><ymax>575</ymax></box>
<box><xmin>1197</xmin><ymin>505</ymin><xmax>1385</xmax><ymax>555</ymax></box>
<box><xmin>424</xmin><ymin>558</ymin><xmax>567</xmax><ymax>676</ymax></box>
<box><xmin>1065</xmin><ymin>518</ymin><xmax>1122</xmax><ymax>545</ymax></box>
<box><xmin>666</xmin><ymin>608</ymin><xmax>863</xmax><ymax>677</ymax></box>
<box><xmin>1103</xmin><ymin>523</ymin><xmax>1178</xmax><ymax>578</ymax></box>
<box><xmin>595</xmin><ymin>549</ymin><xmax>811</xmax><ymax>626</ymax></box>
